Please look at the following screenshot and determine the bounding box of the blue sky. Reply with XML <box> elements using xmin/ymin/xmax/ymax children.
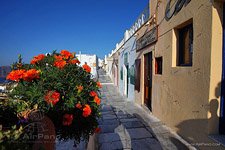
<box><xmin>0</xmin><ymin>0</ymin><xmax>148</xmax><ymax>66</ymax></box>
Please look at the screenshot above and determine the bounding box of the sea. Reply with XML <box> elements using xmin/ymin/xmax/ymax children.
<box><xmin>0</xmin><ymin>77</ymin><xmax>10</xmax><ymax>84</ymax></box>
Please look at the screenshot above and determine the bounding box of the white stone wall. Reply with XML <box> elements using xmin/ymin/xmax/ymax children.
<box><xmin>76</xmin><ymin>53</ymin><xmax>98</xmax><ymax>78</ymax></box>
<box><xmin>98</xmin><ymin>58</ymin><xmax>103</xmax><ymax>68</ymax></box>
<box><xmin>0</xmin><ymin>85</ymin><xmax>6</xmax><ymax>92</ymax></box>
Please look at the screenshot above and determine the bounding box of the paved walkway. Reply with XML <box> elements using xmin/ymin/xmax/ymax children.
<box><xmin>96</xmin><ymin>69</ymin><xmax>195</xmax><ymax>150</ymax></box>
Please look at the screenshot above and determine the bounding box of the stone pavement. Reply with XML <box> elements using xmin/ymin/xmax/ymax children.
<box><xmin>96</xmin><ymin>69</ymin><xmax>196</xmax><ymax>150</ymax></box>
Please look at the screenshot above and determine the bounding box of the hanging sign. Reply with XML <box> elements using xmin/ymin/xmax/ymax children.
<box><xmin>136</xmin><ymin>26</ymin><xmax>158</xmax><ymax>51</ymax></box>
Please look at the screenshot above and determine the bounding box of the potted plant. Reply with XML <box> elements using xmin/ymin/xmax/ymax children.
<box><xmin>0</xmin><ymin>50</ymin><xmax>102</xmax><ymax>149</ymax></box>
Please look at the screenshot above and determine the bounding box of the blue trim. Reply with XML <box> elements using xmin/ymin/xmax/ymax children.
<box><xmin>220</xmin><ymin>3</ymin><xmax>225</xmax><ymax>134</ymax></box>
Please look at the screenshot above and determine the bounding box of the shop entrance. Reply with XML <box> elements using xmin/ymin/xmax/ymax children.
<box><xmin>220</xmin><ymin>3</ymin><xmax>225</xmax><ymax>134</ymax></box>
<box><xmin>144</xmin><ymin>52</ymin><xmax>152</xmax><ymax>111</ymax></box>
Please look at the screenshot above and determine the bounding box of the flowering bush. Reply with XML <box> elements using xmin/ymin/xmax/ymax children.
<box><xmin>1</xmin><ymin>50</ymin><xmax>102</xmax><ymax>148</ymax></box>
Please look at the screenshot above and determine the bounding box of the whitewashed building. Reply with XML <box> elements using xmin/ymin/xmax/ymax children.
<box><xmin>105</xmin><ymin>4</ymin><xmax>149</xmax><ymax>101</ymax></box>
<box><xmin>98</xmin><ymin>58</ymin><xmax>104</xmax><ymax>68</ymax></box>
<box><xmin>0</xmin><ymin>84</ymin><xmax>6</xmax><ymax>92</ymax></box>
<box><xmin>76</xmin><ymin>52</ymin><xmax>98</xmax><ymax>78</ymax></box>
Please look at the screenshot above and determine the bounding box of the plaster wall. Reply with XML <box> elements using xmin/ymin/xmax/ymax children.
<box><xmin>106</xmin><ymin>58</ymin><xmax>113</xmax><ymax>80</ymax></box>
<box><xmin>118</xmin><ymin>36</ymin><xmax>136</xmax><ymax>101</ymax></box>
<box><xmin>119</xmin><ymin>52</ymin><xmax>124</xmax><ymax>96</ymax></box>
<box><xmin>0</xmin><ymin>85</ymin><xmax>6</xmax><ymax>91</ymax></box>
<box><xmin>76</xmin><ymin>54</ymin><xmax>98</xmax><ymax>78</ymax></box>
<box><xmin>135</xmin><ymin>0</ymin><xmax>223</xmax><ymax>147</ymax></box>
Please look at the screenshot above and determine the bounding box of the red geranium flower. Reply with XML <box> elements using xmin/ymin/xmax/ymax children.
<box><xmin>54</xmin><ymin>60</ymin><xmax>67</xmax><ymax>69</ymax></box>
<box><xmin>82</xmin><ymin>64</ymin><xmax>91</xmax><ymax>73</ymax></box>
<box><xmin>60</xmin><ymin>50</ymin><xmax>74</xmax><ymax>59</ymax></box>
<box><xmin>82</xmin><ymin>104</ymin><xmax>91</xmax><ymax>117</ymax></box>
<box><xmin>94</xmin><ymin>127</ymin><xmax>101</xmax><ymax>133</ymax></box>
<box><xmin>75</xmin><ymin>103</ymin><xmax>82</xmax><ymax>109</ymax></box>
<box><xmin>6</xmin><ymin>69</ymin><xmax>26</xmax><ymax>81</ymax></box>
<box><xmin>62</xmin><ymin>114</ymin><xmax>74</xmax><ymax>126</ymax></box>
<box><xmin>69</xmin><ymin>59</ymin><xmax>80</xmax><ymax>65</ymax></box>
<box><xmin>77</xmin><ymin>85</ymin><xmax>83</xmax><ymax>93</ymax></box>
<box><xmin>96</xmin><ymin>82</ymin><xmax>102</xmax><ymax>88</ymax></box>
<box><xmin>23</xmin><ymin>69</ymin><xmax>40</xmax><ymax>82</ymax></box>
<box><xmin>94</xmin><ymin>96</ymin><xmax>101</xmax><ymax>105</ymax></box>
<box><xmin>30</xmin><ymin>54</ymin><xmax>45</xmax><ymax>64</ymax></box>
<box><xmin>44</xmin><ymin>91</ymin><xmax>60</xmax><ymax>105</ymax></box>
<box><xmin>54</xmin><ymin>55</ymin><xmax>64</xmax><ymax>61</ymax></box>
<box><xmin>90</xmin><ymin>91</ymin><xmax>97</xmax><ymax>97</ymax></box>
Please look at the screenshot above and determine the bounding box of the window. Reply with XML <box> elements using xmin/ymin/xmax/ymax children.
<box><xmin>178</xmin><ymin>23</ymin><xmax>193</xmax><ymax>66</ymax></box>
<box><xmin>155</xmin><ymin>57</ymin><xmax>162</xmax><ymax>75</ymax></box>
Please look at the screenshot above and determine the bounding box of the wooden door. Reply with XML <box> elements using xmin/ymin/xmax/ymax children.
<box><xmin>135</xmin><ymin>59</ymin><xmax>141</xmax><ymax>92</ymax></box>
<box><xmin>144</xmin><ymin>52</ymin><xmax>152</xmax><ymax>111</ymax></box>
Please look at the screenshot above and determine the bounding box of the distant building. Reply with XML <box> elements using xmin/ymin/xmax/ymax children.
<box><xmin>0</xmin><ymin>66</ymin><xmax>11</xmax><ymax>78</ymax></box>
<box><xmin>76</xmin><ymin>52</ymin><xmax>98</xmax><ymax>79</ymax></box>
<box><xmin>98</xmin><ymin>58</ymin><xmax>103</xmax><ymax>68</ymax></box>
<box><xmin>0</xmin><ymin>84</ymin><xmax>7</xmax><ymax>93</ymax></box>
<box><xmin>106</xmin><ymin>3</ymin><xmax>149</xmax><ymax>100</ymax></box>
<box><xmin>103</xmin><ymin>55</ymin><xmax>108</xmax><ymax>71</ymax></box>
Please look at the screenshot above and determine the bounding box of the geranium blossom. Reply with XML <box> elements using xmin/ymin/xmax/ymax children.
<box><xmin>6</xmin><ymin>69</ymin><xmax>26</xmax><ymax>81</ymax></box>
<box><xmin>82</xmin><ymin>63</ymin><xmax>91</xmax><ymax>73</ymax></box>
<box><xmin>23</xmin><ymin>69</ymin><xmax>40</xmax><ymax>82</ymax></box>
<box><xmin>96</xmin><ymin>82</ymin><xmax>102</xmax><ymax>88</ymax></box>
<box><xmin>60</xmin><ymin>50</ymin><xmax>74</xmax><ymax>59</ymax></box>
<box><xmin>54</xmin><ymin>60</ymin><xmax>67</xmax><ymax>69</ymax></box>
<box><xmin>44</xmin><ymin>91</ymin><xmax>60</xmax><ymax>105</ymax></box>
<box><xmin>54</xmin><ymin>55</ymin><xmax>64</xmax><ymax>61</ymax></box>
<box><xmin>94</xmin><ymin>96</ymin><xmax>101</xmax><ymax>105</ymax></box>
<box><xmin>75</xmin><ymin>103</ymin><xmax>82</xmax><ymax>109</ymax></box>
<box><xmin>82</xmin><ymin>104</ymin><xmax>91</xmax><ymax>117</ymax></box>
<box><xmin>90</xmin><ymin>91</ymin><xmax>97</xmax><ymax>97</ymax></box>
<box><xmin>94</xmin><ymin>127</ymin><xmax>101</xmax><ymax>133</ymax></box>
<box><xmin>69</xmin><ymin>59</ymin><xmax>80</xmax><ymax>65</ymax></box>
<box><xmin>62</xmin><ymin>114</ymin><xmax>74</xmax><ymax>126</ymax></box>
<box><xmin>30</xmin><ymin>54</ymin><xmax>45</xmax><ymax>64</ymax></box>
<box><xmin>77</xmin><ymin>85</ymin><xmax>83</xmax><ymax>93</ymax></box>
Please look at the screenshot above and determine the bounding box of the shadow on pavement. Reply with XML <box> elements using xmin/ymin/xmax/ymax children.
<box><xmin>96</xmin><ymin>105</ymin><xmax>163</xmax><ymax>150</ymax></box>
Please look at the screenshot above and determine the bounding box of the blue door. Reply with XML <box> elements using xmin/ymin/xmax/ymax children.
<box><xmin>220</xmin><ymin>3</ymin><xmax>225</xmax><ymax>134</ymax></box>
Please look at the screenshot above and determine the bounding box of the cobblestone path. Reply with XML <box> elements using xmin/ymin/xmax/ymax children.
<box><xmin>96</xmin><ymin>69</ymin><xmax>194</xmax><ymax>150</ymax></box>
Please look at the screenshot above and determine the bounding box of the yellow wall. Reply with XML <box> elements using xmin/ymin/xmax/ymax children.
<box><xmin>208</xmin><ymin>1</ymin><xmax>223</xmax><ymax>135</ymax></box>
<box><xmin>135</xmin><ymin>0</ymin><xmax>224</xmax><ymax>148</ymax></box>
